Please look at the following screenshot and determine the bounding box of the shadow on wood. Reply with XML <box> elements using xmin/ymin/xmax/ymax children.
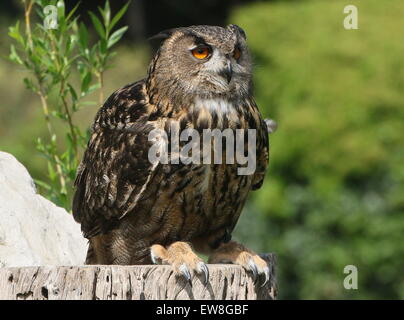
<box><xmin>0</xmin><ymin>253</ymin><xmax>277</xmax><ymax>300</ymax></box>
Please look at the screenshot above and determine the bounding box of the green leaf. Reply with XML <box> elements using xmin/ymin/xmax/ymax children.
<box><xmin>68</xmin><ymin>168</ymin><xmax>77</xmax><ymax>181</ymax></box>
<box><xmin>34</xmin><ymin>6</ymin><xmax>45</xmax><ymax>20</ymax></box>
<box><xmin>103</xmin><ymin>0</ymin><xmax>111</xmax><ymax>29</ymax></box>
<box><xmin>78</xmin><ymin>22</ymin><xmax>88</xmax><ymax>49</ymax></box>
<box><xmin>36</xmin><ymin>137</ymin><xmax>44</xmax><ymax>151</ymax></box>
<box><xmin>57</xmin><ymin>0</ymin><xmax>66</xmax><ymax>17</ymax></box>
<box><xmin>65</xmin><ymin>34</ymin><xmax>76</xmax><ymax>56</ymax></box>
<box><xmin>23</xmin><ymin>78</ymin><xmax>36</xmax><ymax>91</ymax></box>
<box><xmin>8</xmin><ymin>21</ymin><xmax>25</xmax><ymax>46</ymax></box>
<box><xmin>99</xmin><ymin>38</ymin><xmax>108</xmax><ymax>54</ymax></box>
<box><xmin>48</xmin><ymin>162</ymin><xmax>57</xmax><ymax>182</ymax></box>
<box><xmin>76</xmin><ymin>60</ymin><xmax>85</xmax><ymax>74</ymax></box>
<box><xmin>67</xmin><ymin>83</ymin><xmax>78</xmax><ymax>101</ymax></box>
<box><xmin>80</xmin><ymin>82</ymin><xmax>101</xmax><ymax>98</ymax></box>
<box><xmin>35</xmin><ymin>0</ymin><xmax>46</xmax><ymax>7</ymax></box>
<box><xmin>34</xmin><ymin>179</ymin><xmax>52</xmax><ymax>191</ymax></box>
<box><xmin>109</xmin><ymin>1</ymin><xmax>130</xmax><ymax>32</ymax></box>
<box><xmin>71</xmin><ymin>102</ymin><xmax>78</xmax><ymax>112</ymax></box>
<box><xmin>107</xmin><ymin>26</ymin><xmax>128</xmax><ymax>48</ymax></box>
<box><xmin>56</xmin><ymin>0</ymin><xmax>66</xmax><ymax>28</ymax></box>
<box><xmin>87</xmin><ymin>83</ymin><xmax>101</xmax><ymax>94</ymax></box>
<box><xmin>66</xmin><ymin>132</ymin><xmax>73</xmax><ymax>147</ymax></box>
<box><xmin>51</xmin><ymin>110</ymin><xmax>66</xmax><ymax>120</ymax></box>
<box><xmin>66</xmin><ymin>1</ymin><xmax>80</xmax><ymax>22</ymax></box>
<box><xmin>80</xmin><ymin>71</ymin><xmax>92</xmax><ymax>95</ymax></box>
<box><xmin>89</xmin><ymin>12</ymin><xmax>105</xmax><ymax>39</ymax></box>
<box><xmin>9</xmin><ymin>45</ymin><xmax>23</xmax><ymax>65</ymax></box>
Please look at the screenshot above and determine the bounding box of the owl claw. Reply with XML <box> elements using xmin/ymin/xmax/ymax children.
<box><xmin>208</xmin><ymin>242</ymin><xmax>271</xmax><ymax>287</ymax></box>
<box><xmin>248</xmin><ymin>259</ymin><xmax>258</xmax><ymax>282</ymax></box>
<box><xmin>150</xmin><ymin>251</ymin><xmax>157</xmax><ymax>264</ymax></box>
<box><xmin>151</xmin><ymin>242</ymin><xmax>206</xmax><ymax>286</ymax></box>
<box><xmin>260</xmin><ymin>266</ymin><xmax>270</xmax><ymax>287</ymax></box>
<box><xmin>197</xmin><ymin>262</ymin><xmax>209</xmax><ymax>285</ymax></box>
<box><xmin>247</xmin><ymin>258</ymin><xmax>271</xmax><ymax>286</ymax></box>
<box><xmin>150</xmin><ymin>245</ymin><xmax>164</xmax><ymax>265</ymax></box>
<box><xmin>179</xmin><ymin>263</ymin><xmax>192</xmax><ymax>286</ymax></box>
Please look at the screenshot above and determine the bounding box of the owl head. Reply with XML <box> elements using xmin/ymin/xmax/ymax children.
<box><xmin>148</xmin><ymin>25</ymin><xmax>252</xmax><ymax>104</ymax></box>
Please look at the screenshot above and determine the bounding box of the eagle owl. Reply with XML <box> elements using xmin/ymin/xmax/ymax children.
<box><xmin>73</xmin><ymin>25</ymin><xmax>271</xmax><ymax>285</ymax></box>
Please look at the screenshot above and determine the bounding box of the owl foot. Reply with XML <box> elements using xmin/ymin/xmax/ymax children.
<box><xmin>150</xmin><ymin>242</ymin><xmax>209</xmax><ymax>285</ymax></box>
<box><xmin>208</xmin><ymin>241</ymin><xmax>270</xmax><ymax>287</ymax></box>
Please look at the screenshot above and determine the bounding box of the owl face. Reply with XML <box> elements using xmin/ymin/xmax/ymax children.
<box><xmin>150</xmin><ymin>25</ymin><xmax>252</xmax><ymax>102</ymax></box>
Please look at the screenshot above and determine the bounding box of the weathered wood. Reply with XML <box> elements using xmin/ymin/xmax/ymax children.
<box><xmin>0</xmin><ymin>254</ymin><xmax>276</xmax><ymax>300</ymax></box>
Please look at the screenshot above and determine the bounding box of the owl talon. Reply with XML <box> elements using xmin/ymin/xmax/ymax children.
<box><xmin>179</xmin><ymin>263</ymin><xmax>192</xmax><ymax>286</ymax></box>
<box><xmin>150</xmin><ymin>250</ymin><xmax>158</xmax><ymax>264</ymax></box>
<box><xmin>197</xmin><ymin>262</ymin><xmax>209</xmax><ymax>285</ymax></box>
<box><xmin>260</xmin><ymin>266</ymin><xmax>270</xmax><ymax>287</ymax></box>
<box><xmin>150</xmin><ymin>242</ymin><xmax>205</xmax><ymax>286</ymax></box>
<box><xmin>150</xmin><ymin>244</ymin><xmax>166</xmax><ymax>265</ymax></box>
<box><xmin>248</xmin><ymin>259</ymin><xmax>258</xmax><ymax>282</ymax></box>
<box><xmin>208</xmin><ymin>241</ymin><xmax>271</xmax><ymax>287</ymax></box>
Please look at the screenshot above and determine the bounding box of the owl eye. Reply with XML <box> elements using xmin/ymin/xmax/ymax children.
<box><xmin>233</xmin><ymin>47</ymin><xmax>241</xmax><ymax>60</ymax></box>
<box><xmin>191</xmin><ymin>45</ymin><xmax>211</xmax><ymax>60</ymax></box>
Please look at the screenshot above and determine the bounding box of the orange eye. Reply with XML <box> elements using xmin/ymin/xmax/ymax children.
<box><xmin>233</xmin><ymin>47</ymin><xmax>241</xmax><ymax>60</ymax></box>
<box><xmin>191</xmin><ymin>46</ymin><xmax>211</xmax><ymax>60</ymax></box>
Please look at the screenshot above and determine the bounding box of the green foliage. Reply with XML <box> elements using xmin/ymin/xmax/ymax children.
<box><xmin>232</xmin><ymin>0</ymin><xmax>404</xmax><ymax>299</ymax></box>
<box><xmin>8</xmin><ymin>0</ymin><xmax>129</xmax><ymax>209</ymax></box>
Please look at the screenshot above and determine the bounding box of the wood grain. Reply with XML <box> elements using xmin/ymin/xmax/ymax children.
<box><xmin>0</xmin><ymin>253</ymin><xmax>276</xmax><ymax>300</ymax></box>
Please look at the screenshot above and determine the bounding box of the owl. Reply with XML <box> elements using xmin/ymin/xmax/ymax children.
<box><xmin>73</xmin><ymin>25</ymin><xmax>271</xmax><ymax>286</ymax></box>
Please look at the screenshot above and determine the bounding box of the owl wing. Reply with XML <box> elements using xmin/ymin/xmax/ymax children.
<box><xmin>251</xmin><ymin>113</ymin><xmax>270</xmax><ymax>191</ymax></box>
<box><xmin>72</xmin><ymin>81</ymin><xmax>160</xmax><ymax>238</ymax></box>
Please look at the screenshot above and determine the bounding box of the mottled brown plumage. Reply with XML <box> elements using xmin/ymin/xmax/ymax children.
<box><xmin>73</xmin><ymin>25</ymin><xmax>271</xmax><ymax>284</ymax></box>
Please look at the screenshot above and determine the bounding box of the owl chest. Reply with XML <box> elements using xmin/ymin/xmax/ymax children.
<box><xmin>154</xmin><ymin>99</ymin><xmax>255</xmax><ymax>232</ymax></box>
<box><xmin>190</xmin><ymin>98</ymin><xmax>244</xmax><ymax>130</ymax></box>
<box><xmin>177</xmin><ymin>161</ymin><xmax>252</xmax><ymax>237</ymax></box>
<box><xmin>181</xmin><ymin>102</ymin><xmax>253</xmax><ymax>216</ymax></box>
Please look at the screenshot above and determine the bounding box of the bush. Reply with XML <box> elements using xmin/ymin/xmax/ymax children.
<box><xmin>232</xmin><ymin>0</ymin><xmax>404</xmax><ymax>299</ymax></box>
<box><xmin>8</xmin><ymin>0</ymin><xmax>129</xmax><ymax>208</ymax></box>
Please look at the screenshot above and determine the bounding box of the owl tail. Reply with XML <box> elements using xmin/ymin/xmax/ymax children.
<box><xmin>84</xmin><ymin>241</ymin><xmax>96</xmax><ymax>265</ymax></box>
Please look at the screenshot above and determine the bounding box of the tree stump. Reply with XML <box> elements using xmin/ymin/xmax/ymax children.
<box><xmin>0</xmin><ymin>253</ymin><xmax>276</xmax><ymax>300</ymax></box>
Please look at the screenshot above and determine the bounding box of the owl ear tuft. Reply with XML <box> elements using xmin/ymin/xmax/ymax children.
<box><xmin>227</xmin><ymin>24</ymin><xmax>247</xmax><ymax>40</ymax></box>
<box><xmin>148</xmin><ymin>29</ymin><xmax>178</xmax><ymax>53</ymax></box>
<box><xmin>148</xmin><ymin>29</ymin><xmax>176</xmax><ymax>42</ymax></box>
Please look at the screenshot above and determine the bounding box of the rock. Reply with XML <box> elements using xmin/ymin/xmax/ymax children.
<box><xmin>0</xmin><ymin>152</ymin><xmax>87</xmax><ymax>267</ymax></box>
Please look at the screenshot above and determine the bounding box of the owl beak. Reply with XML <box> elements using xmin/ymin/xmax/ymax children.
<box><xmin>219</xmin><ymin>61</ymin><xmax>232</xmax><ymax>84</ymax></box>
<box><xmin>224</xmin><ymin>62</ymin><xmax>233</xmax><ymax>84</ymax></box>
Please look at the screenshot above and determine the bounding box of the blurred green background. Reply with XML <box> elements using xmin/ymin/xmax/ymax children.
<box><xmin>1</xmin><ymin>0</ymin><xmax>403</xmax><ymax>299</ymax></box>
